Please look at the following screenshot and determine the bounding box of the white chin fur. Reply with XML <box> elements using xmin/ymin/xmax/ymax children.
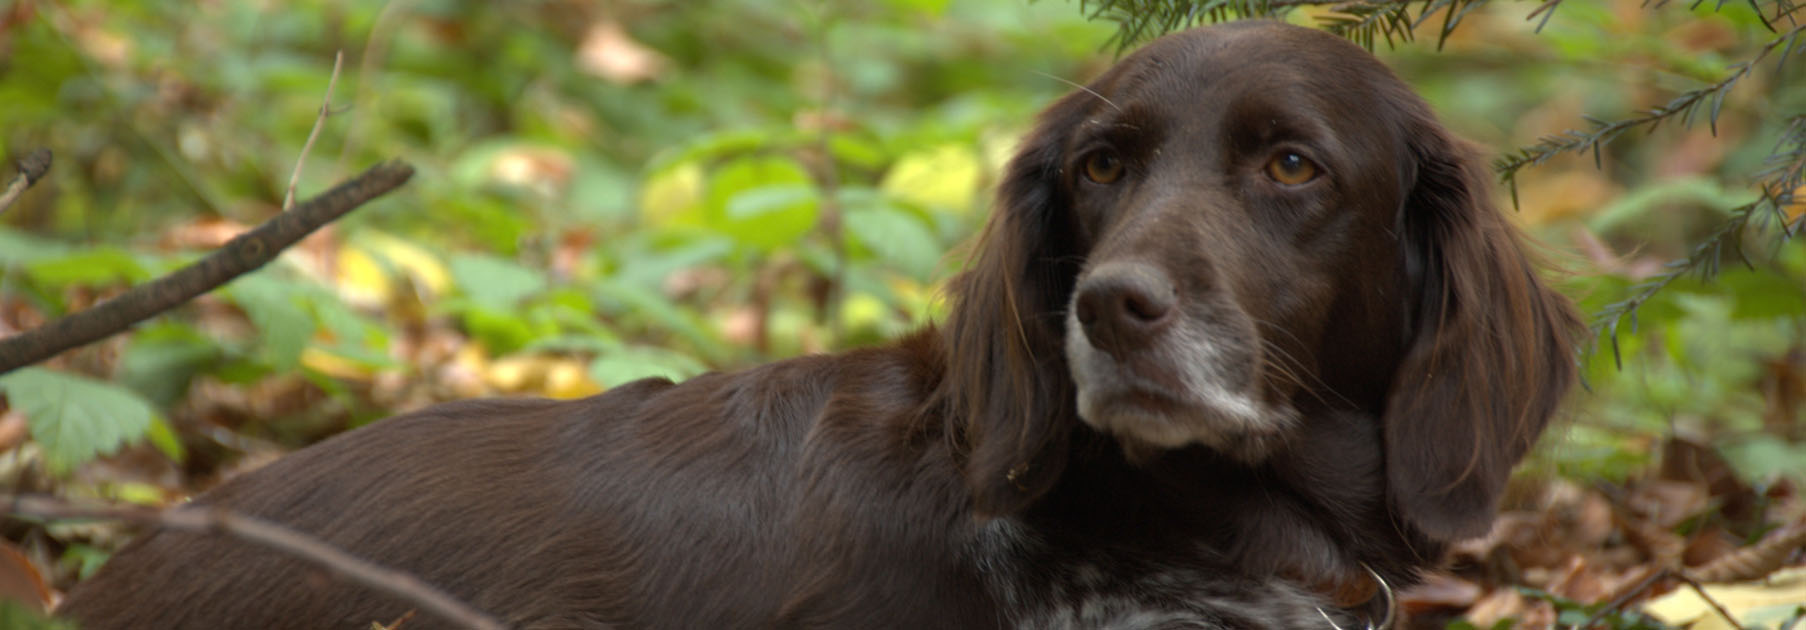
<box><xmin>1064</xmin><ymin>312</ymin><xmax>1297</xmax><ymax>462</ymax></box>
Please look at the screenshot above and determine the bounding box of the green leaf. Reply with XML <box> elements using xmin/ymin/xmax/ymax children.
<box><xmin>144</xmin><ymin>417</ymin><xmax>187</xmax><ymax>464</ymax></box>
<box><xmin>23</xmin><ymin>248</ymin><xmax>150</xmax><ymax>288</ymax></box>
<box><xmin>0</xmin><ymin>368</ymin><xmax>157</xmax><ymax>474</ymax></box>
<box><xmin>449</xmin><ymin>253</ymin><xmax>549</xmax><ymax>306</ymax></box>
<box><xmin>1719</xmin><ymin>270</ymin><xmax>1806</xmax><ymax>320</ymax></box>
<box><xmin>227</xmin><ymin>274</ymin><xmax>311</xmax><ymax>369</ymax></box>
<box><xmin>1587</xmin><ymin>177</ymin><xmax>1750</xmax><ymax>233</ymax></box>
<box><xmin>60</xmin><ymin>544</ymin><xmax>110</xmax><ymax>582</ymax></box>
<box><xmin>459</xmin><ymin>306</ymin><xmax>539</xmax><ymax>355</ymax></box>
<box><xmin>640</xmin><ymin>162</ymin><xmax>707</xmax><ymax>227</ymax></box>
<box><xmin>116</xmin><ymin>323</ymin><xmax>220</xmax><ymax>406</ymax></box>
<box><xmin>0</xmin><ymin>226</ymin><xmax>71</xmax><ymax>266</ymax></box>
<box><xmin>0</xmin><ymin>601</ymin><xmax>76</xmax><ymax>630</ymax></box>
<box><xmin>884</xmin><ymin>0</ymin><xmax>952</xmax><ymax>16</ymax></box>
<box><xmin>844</xmin><ymin>205</ymin><xmax>942</xmax><ymax>280</ymax></box>
<box><xmin>705</xmin><ymin>156</ymin><xmax>820</xmax><ymax>252</ymax></box>
<box><xmin>589</xmin><ymin>345</ymin><xmax>708</xmax><ymax>387</ymax></box>
<box><xmin>589</xmin><ymin>279</ymin><xmax>730</xmax><ymax>363</ymax></box>
<box><xmin>1722</xmin><ymin>435</ymin><xmax>1806</xmax><ymax>481</ymax></box>
<box><xmin>304</xmin><ymin>286</ymin><xmax>391</xmax><ymax>358</ymax></box>
<box><xmin>880</xmin><ymin>144</ymin><xmax>982</xmax><ymax>211</ymax></box>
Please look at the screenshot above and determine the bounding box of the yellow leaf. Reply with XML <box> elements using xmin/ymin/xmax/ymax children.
<box><xmin>640</xmin><ymin>163</ymin><xmax>706</xmax><ymax>226</ymax></box>
<box><xmin>301</xmin><ymin>347</ymin><xmax>375</xmax><ymax>380</ymax></box>
<box><xmin>484</xmin><ymin>356</ymin><xmax>537</xmax><ymax>392</ymax></box>
<box><xmin>840</xmin><ymin>292</ymin><xmax>888</xmax><ymax>331</ymax></box>
<box><xmin>1512</xmin><ymin>169</ymin><xmax>1618</xmax><ymax>226</ymax></box>
<box><xmin>544</xmin><ymin>360</ymin><xmax>604</xmax><ymax>399</ymax></box>
<box><xmin>334</xmin><ymin>246</ymin><xmax>391</xmax><ymax>308</ymax></box>
<box><xmin>483</xmin><ymin>355</ymin><xmax>603</xmax><ymax>398</ymax></box>
<box><xmin>881</xmin><ymin>144</ymin><xmax>981</xmax><ymax>211</ymax></box>
<box><xmin>892</xmin><ymin>276</ymin><xmax>950</xmax><ymax>322</ymax></box>
<box><xmin>1785</xmin><ymin>184</ymin><xmax>1805</xmax><ymax>222</ymax></box>
<box><xmin>1643</xmin><ymin>567</ymin><xmax>1806</xmax><ymax>630</ymax></box>
<box><xmin>362</xmin><ymin>233</ymin><xmax>452</xmax><ymax>296</ymax></box>
<box><xmin>109</xmin><ymin>482</ymin><xmax>170</xmax><ymax>507</ymax></box>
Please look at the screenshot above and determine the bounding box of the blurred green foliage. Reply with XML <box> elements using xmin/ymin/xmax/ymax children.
<box><xmin>0</xmin><ymin>0</ymin><xmax>1801</xmax><ymax>496</ymax></box>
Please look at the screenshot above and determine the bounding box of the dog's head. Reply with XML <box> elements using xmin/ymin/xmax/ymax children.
<box><xmin>942</xmin><ymin>21</ymin><xmax>1579</xmax><ymax>542</ymax></box>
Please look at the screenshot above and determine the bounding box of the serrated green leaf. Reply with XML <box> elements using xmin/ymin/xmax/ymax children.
<box><xmin>0</xmin><ymin>367</ymin><xmax>157</xmax><ymax>474</ymax></box>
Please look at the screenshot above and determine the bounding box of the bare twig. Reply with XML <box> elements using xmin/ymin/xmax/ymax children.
<box><xmin>3</xmin><ymin>494</ymin><xmax>506</xmax><ymax>630</ymax></box>
<box><xmin>1670</xmin><ymin>570</ymin><xmax>1746</xmax><ymax>630</ymax></box>
<box><xmin>0</xmin><ymin>148</ymin><xmax>53</xmax><ymax>215</ymax></box>
<box><xmin>337</xmin><ymin>0</ymin><xmax>411</xmax><ymax>174</ymax></box>
<box><xmin>285</xmin><ymin>50</ymin><xmax>346</xmax><ymax>210</ymax></box>
<box><xmin>803</xmin><ymin>1</ymin><xmax>848</xmax><ymax>343</ymax></box>
<box><xmin>1570</xmin><ymin>565</ymin><xmax>1666</xmax><ymax>630</ymax></box>
<box><xmin>0</xmin><ymin>161</ymin><xmax>415</xmax><ymax>374</ymax></box>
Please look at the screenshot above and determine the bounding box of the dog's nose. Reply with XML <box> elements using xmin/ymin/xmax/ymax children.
<box><xmin>1074</xmin><ymin>262</ymin><xmax>1177</xmax><ymax>358</ymax></box>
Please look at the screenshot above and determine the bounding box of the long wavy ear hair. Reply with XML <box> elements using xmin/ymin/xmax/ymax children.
<box><xmin>937</xmin><ymin>91</ymin><xmax>1097</xmax><ymax>519</ymax></box>
<box><xmin>1385</xmin><ymin>109</ymin><xmax>1583</xmax><ymax>542</ymax></box>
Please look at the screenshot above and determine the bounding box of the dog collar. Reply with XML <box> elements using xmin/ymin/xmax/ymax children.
<box><xmin>1317</xmin><ymin>565</ymin><xmax>1396</xmax><ymax>630</ymax></box>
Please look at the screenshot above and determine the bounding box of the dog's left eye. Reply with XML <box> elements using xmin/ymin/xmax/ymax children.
<box><xmin>1264</xmin><ymin>152</ymin><xmax>1319</xmax><ymax>185</ymax></box>
<box><xmin>1083</xmin><ymin>151</ymin><xmax>1125</xmax><ymax>184</ymax></box>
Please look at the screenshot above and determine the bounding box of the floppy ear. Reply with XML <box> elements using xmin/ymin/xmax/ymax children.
<box><xmin>1385</xmin><ymin>124</ymin><xmax>1581</xmax><ymax>541</ymax></box>
<box><xmin>940</xmin><ymin>92</ymin><xmax>1094</xmax><ymax>518</ymax></box>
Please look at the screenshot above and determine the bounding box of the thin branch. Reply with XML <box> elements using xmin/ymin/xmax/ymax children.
<box><xmin>1670</xmin><ymin>571</ymin><xmax>1747</xmax><ymax>630</ymax></box>
<box><xmin>0</xmin><ymin>160</ymin><xmax>415</xmax><ymax>375</ymax></box>
<box><xmin>336</xmin><ymin>0</ymin><xmax>409</xmax><ymax>175</ymax></box>
<box><xmin>3</xmin><ymin>494</ymin><xmax>507</xmax><ymax>630</ymax></box>
<box><xmin>804</xmin><ymin>2</ymin><xmax>849</xmax><ymax>344</ymax></box>
<box><xmin>0</xmin><ymin>148</ymin><xmax>53</xmax><ymax>216</ymax></box>
<box><xmin>285</xmin><ymin>50</ymin><xmax>346</xmax><ymax>210</ymax></box>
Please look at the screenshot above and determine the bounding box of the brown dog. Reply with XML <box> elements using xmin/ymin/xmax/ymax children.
<box><xmin>61</xmin><ymin>21</ymin><xmax>1577</xmax><ymax>629</ymax></box>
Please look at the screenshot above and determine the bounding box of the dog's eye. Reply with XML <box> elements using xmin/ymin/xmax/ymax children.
<box><xmin>1265</xmin><ymin>153</ymin><xmax>1319</xmax><ymax>185</ymax></box>
<box><xmin>1083</xmin><ymin>151</ymin><xmax>1125</xmax><ymax>184</ymax></box>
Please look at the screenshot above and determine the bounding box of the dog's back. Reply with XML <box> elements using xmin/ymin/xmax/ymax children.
<box><xmin>60</xmin><ymin>342</ymin><xmax>991</xmax><ymax>629</ymax></box>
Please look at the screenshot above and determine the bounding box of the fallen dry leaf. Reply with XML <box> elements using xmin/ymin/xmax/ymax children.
<box><xmin>577</xmin><ymin>20</ymin><xmax>669</xmax><ymax>84</ymax></box>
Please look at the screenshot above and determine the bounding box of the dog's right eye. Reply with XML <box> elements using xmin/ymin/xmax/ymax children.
<box><xmin>1083</xmin><ymin>151</ymin><xmax>1125</xmax><ymax>184</ymax></box>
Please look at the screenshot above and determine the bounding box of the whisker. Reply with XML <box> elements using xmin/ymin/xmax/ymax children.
<box><xmin>1032</xmin><ymin>70</ymin><xmax>1121</xmax><ymax>113</ymax></box>
<box><xmin>1252</xmin><ymin>322</ymin><xmax>1360</xmax><ymax>410</ymax></box>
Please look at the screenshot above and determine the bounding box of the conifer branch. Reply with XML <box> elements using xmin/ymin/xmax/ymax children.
<box><xmin>1495</xmin><ymin>23</ymin><xmax>1805</xmax><ymax>207</ymax></box>
<box><xmin>1592</xmin><ymin>116</ymin><xmax>1806</xmax><ymax>367</ymax></box>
